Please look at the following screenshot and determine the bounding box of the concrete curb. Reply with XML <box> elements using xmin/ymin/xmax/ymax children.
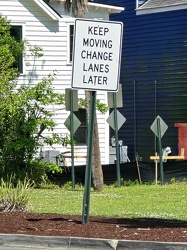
<box><xmin>0</xmin><ymin>234</ymin><xmax>187</xmax><ymax>249</ymax></box>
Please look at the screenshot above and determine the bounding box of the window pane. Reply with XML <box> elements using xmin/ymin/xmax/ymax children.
<box><xmin>10</xmin><ymin>25</ymin><xmax>22</xmax><ymax>41</ymax></box>
<box><xmin>70</xmin><ymin>25</ymin><xmax>74</xmax><ymax>62</ymax></box>
<box><xmin>75</xmin><ymin>127</ymin><xmax>87</xmax><ymax>144</ymax></box>
<box><xmin>10</xmin><ymin>25</ymin><xmax>23</xmax><ymax>73</ymax></box>
<box><xmin>74</xmin><ymin>109</ymin><xmax>87</xmax><ymax>144</ymax></box>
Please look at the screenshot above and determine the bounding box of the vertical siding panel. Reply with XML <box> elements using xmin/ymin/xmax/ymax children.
<box><xmin>95</xmin><ymin>0</ymin><xmax>187</xmax><ymax>161</ymax></box>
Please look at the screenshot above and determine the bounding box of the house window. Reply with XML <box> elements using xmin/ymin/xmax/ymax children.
<box><xmin>74</xmin><ymin>109</ymin><xmax>87</xmax><ymax>145</ymax></box>
<box><xmin>10</xmin><ymin>25</ymin><xmax>23</xmax><ymax>73</ymax></box>
<box><xmin>67</xmin><ymin>23</ymin><xmax>74</xmax><ymax>63</ymax></box>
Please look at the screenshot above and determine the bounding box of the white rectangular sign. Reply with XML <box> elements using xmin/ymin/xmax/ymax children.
<box><xmin>71</xmin><ymin>19</ymin><xmax>123</xmax><ymax>92</ymax></box>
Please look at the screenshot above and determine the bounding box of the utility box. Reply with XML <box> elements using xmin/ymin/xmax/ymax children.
<box><xmin>43</xmin><ymin>150</ymin><xmax>60</xmax><ymax>164</ymax></box>
<box><xmin>174</xmin><ymin>123</ymin><xmax>187</xmax><ymax>159</ymax></box>
<box><xmin>109</xmin><ymin>146</ymin><xmax>128</xmax><ymax>164</ymax></box>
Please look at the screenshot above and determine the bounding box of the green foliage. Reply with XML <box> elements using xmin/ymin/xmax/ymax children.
<box><xmin>78</xmin><ymin>97</ymin><xmax>109</xmax><ymax>114</ymax></box>
<box><xmin>0</xmin><ymin>71</ymin><xmax>65</xmax><ymax>182</ymax></box>
<box><xmin>38</xmin><ymin>180</ymin><xmax>60</xmax><ymax>189</ymax></box>
<box><xmin>170</xmin><ymin>177</ymin><xmax>179</xmax><ymax>184</ymax></box>
<box><xmin>0</xmin><ymin>16</ymin><xmax>65</xmax><ymax>185</ymax></box>
<box><xmin>113</xmin><ymin>178</ymin><xmax>140</xmax><ymax>187</ymax></box>
<box><xmin>0</xmin><ymin>175</ymin><xmax>32</xmax><ymax>212</ymax></box>
<box><xmin>25</xmin><ymin>160</ymin><xmax>62</xmax><ymax>187</ymax></box>
<box><xmin>63</xmin><ymin>181</ymin><xmax>73</xmax><ymax>189</ymax></box>
<box><xmin>0</xmin><ymin>15</ymin><xmax>23</xmax><ymax>90</ymax></box>
<box><xmin>0</xmin><ymin>15</ymin><xmax>107</xmax><ymax>186</ymax></box>
<box><xmin>28</xmin><ymin>160</ymin><xmax>62</xmax><ymax>187</ymax></box>
<box><xmin>63</xmin><ymin>134</ymin><xmax>72</xmax><ymax>146</ymax></box>
<box><xmin>182</xmin><ymin>177</ymin><xmax>187</xmax><ymax>183</ymax></box>
<box><xmin>63</xmin><ymin>181</ymin><xmax>83</xmax><ymax>190</ymax></box>
<box><xmin>96</xmin><ymin>99</ymin><xmax>109</xmax><ymax>114</ymax></box>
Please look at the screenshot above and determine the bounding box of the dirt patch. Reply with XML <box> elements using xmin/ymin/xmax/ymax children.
<box><xmin>0</xmin><ymin>212</ymin><xmax>187</xmax><ymax>242</ymax></box>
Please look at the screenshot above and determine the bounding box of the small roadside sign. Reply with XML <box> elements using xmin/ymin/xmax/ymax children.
<box><xmin>107</xmin><ymin>110</ymin><xmax>126</xmax><ymax>131</ymax></box>
<box><xmin>64</xmin><ymin>114</ymin><xmax>81</xmax><ymax>133</ymax></box>
<box><xmin>150</xmin><ymin>115</ymin><xmax>168</xmax><ymax>185</ymax></box>
<box><xmin>71</xmin><ymin>18</ymin><xmax>123</xmax><ymax>92</ymax></box>
<box><xmin>150</xmin><ymin>115</ymin><xmax>168</xmax><ymax>138</ymax></box>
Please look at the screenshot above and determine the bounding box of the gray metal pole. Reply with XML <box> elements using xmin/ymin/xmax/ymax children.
<box><xmin>133</xmin><ymin>81</ymin><xmax>137</xmax><ymax>159</ymax></box>
<box><xmin>82</xmin><ymin>91</ymin><xmax>96</xmax><ymax>224</ymax></box>
<box><xmin>113</xmin><ymin>93</ymin><xmax>121</xmax><ymax>187</ymax></box>
<box><xmin>157</xmin><ymin>117</ymin><xmax>164</xmax><ymax>185</ymax></box>
<box><xmin>70</xmin><ymin>90</ymin><xmax>75</xmax><ymax>189</ymax></box>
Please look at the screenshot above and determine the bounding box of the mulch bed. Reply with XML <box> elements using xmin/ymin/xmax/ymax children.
<box><xmin>0</xmin><ymin>212</ymin><xmax>187</xmax><ymax>242</ymax></box>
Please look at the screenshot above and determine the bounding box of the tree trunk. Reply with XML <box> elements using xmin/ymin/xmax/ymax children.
<box><xmin>86</xmin><ymin>91</ymin><xmax>104</xmax><ymax>192</ymax></box>
<box><xmin>65</xmin><ymin>0</ymin><xmax>104</xmax><ymax>192</ymax></box>
<box><xmin>92</xmin><ymin>113</ymin><xmax>104</xmax><ymax>191</ymax></box>
<box><xmin>72</xmin><ymin>0</ymin><xmax>87</xmax><ymax>18</ymax></box>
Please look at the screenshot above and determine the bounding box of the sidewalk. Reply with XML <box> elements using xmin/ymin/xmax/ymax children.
<box><xmin>0</xmin><ymin>234</ymin><xmax>187</xmax><ymax>250</ymax></box>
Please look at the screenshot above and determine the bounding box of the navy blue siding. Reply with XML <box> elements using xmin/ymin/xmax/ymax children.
<box><xmin>95</xmin><ymin>0</ymin><xmax>187</xmax><ymax>161</ymax></box>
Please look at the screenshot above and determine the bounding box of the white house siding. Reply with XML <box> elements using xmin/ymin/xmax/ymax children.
<box><xmin>0</xmin><ymin>0</ymin><xmax>112</xmax><ymax>165</ymax></box>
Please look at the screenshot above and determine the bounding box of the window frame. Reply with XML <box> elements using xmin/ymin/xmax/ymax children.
<box><xmin>74</xmin><ymin>108</ymin><xmax>87</xmax><ymax>145</ymax></box>
<box><xmin>66</xmin><ymin>22</ymin><xmax>74</xmax><ymax>65</ymax></box>
<box><xmin>10</xmin><ymin>23</ymin><xmax>25</xmax><ymax>74</ymax></box>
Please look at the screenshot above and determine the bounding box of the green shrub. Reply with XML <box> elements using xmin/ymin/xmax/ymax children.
<box><xmin>113</xmin><ymin>178</ymin><xmax>140</xmax><ymax>187</ymax></box>
<box><xmin>0</xmin><ymin>175</ymin><xmax>32</xmax><ymax>212</ymax></box>
<box><xmin>63</xmin><ymin>181</ymin><xmax>73</xmax><ymax>190</ymax></box>
<box><xmin>63</xmin><ymin>181</ymin><xmax>84</xmax><ymax>190</ymax></box>
<box><xmin>27</xmin><ymin>160</ymin><xmax>63</xmax><ymax>187</ymax></box>
<box><xmin>0</xmin><ymin>15</ymin><xmax>65</xmax><ymax>184</ymax></box>
<box><xmin>182</xmin><ymin>177</ymin><xmax>187</xmax><ymax>183</ymax></box>
<box><xmin>170</xmin><ymin>177</ymin><xmax>180</xmax><ymax>184</ymax></box>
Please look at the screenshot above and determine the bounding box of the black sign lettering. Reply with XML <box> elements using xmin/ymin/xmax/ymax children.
<box><xmin>83</xmin><ymin>38</ymin><xmax>112</xmax><ymax>48</ymax></box>
<box><xmin>83</xmin><ymin>75</ymin><xmax>108</xmax><ymax>85</ymax></box>
<box><xmin>83</xmin><ymin>63</ymin><xmax>109</xmax><ymax>73</ymax></box>
<box><xmin>88</xmin><ymin>26</ymin><xmax>109</xmax><ymax>36</ymax></box>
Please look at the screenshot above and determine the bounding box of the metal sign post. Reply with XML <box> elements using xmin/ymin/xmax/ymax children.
<box><xmin>82</xmin><ymin>91</ymin><xmax>97</xmax><ymax>224</ymax></box>
<box><xmin>150</xmin><ymin>115</ymin><xmax>168</xmax><ymax>185</ymax></box>
<box><xmin>156</xmin><ymin>117</ymin><xmax>164</xmax><ymax>185</ymax></box>
<box><xmin>71</xmin><ymin>18</ymin><xmax>123</xmax><ymax>224</ymax></box>
<box><xmin>107</xmin><ymin>85</ymin><xmax>125</xmax><ymax>187</ymax></box>
<box><xmin>113</xmin><ymin>93</ymin><xmax>121</xmax><ymax>187</ymax></box>
<box><xmin>70</xmin><ymin>90</ymin><xmax>75</xmax><ymax>189</ymax></box>
<box><xmin>65</xmin><ymin>89</ymin><xmax>79</xmax><ymax>190</ymax></box>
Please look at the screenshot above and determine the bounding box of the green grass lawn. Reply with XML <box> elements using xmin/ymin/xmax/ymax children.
<box><xmin>28</xmin><ymin>183</ymin><xmax>187</xmax><ymax>221</ymax></box>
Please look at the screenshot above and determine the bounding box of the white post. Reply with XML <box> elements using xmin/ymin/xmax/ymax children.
<box><xmin>136</xmin><ymin>0</ymin><xmax>139</xmax><ymax>9</ymax></box>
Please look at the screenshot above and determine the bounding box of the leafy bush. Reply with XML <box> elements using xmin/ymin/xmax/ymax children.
<box><xmin>182</xmin><ymin>178</ymin><xmax>187</xmax><ymax>183</ymax></box>
<box><xmin>27</xmin><ymin>160</ymin><xmax>63</xmax><ymax>187</ymax></box>
<box><xmin>0</xmin><ymin>15</ymin><xmax>108</xmax><ymax>187</ymax></box>
<box><xmin>63</xmin><ymin>181</ymin><xmax>83</xmax><ymax>190</ymax></box>
<box><xmin>170</xmin><ymin>177</ymin><xmax>181</xmax><ymax>184</ymax></box>
<box><xmin>113</xmin><ymin>178</ymin><xmax>140</xmax><ymax>187</ymax></box>
<box><xmin>63</xmin><ymin>181</ymin><xmax>73</xmax><ymax>189</ymax></box>
<box><xmin>0</xmin><ymin>15</ymin><xmax>65</xmax><ymax>184</ymax></box>
<box><xmin>0</xmin><ymin>175</ymin><xmax>32</xmax><ymax>212</ymax></box>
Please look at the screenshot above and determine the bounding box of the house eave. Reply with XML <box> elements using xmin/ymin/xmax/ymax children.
<box><xmin>53</xmin><ymin>0</ymin><xmax>124</xmax><ymax>14</ymax></box>
<box><xmin>88</xmin><ymin>2</ymin><xmax>124</xmax><ymax>14</ymax></box>
<box><xmin>136</xmin><ymin>4</ymin><xmax>187</xmax><ymax>15</ymax></box>
<box><xmin>33</xmin><ymin>0</ymin><xmax>61</xmax><ymax>20</ymax></box>
<box><xmin>32</xmin><ymin>0</ymin><xmax>124</xmax><ymax>20</ymax></box>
